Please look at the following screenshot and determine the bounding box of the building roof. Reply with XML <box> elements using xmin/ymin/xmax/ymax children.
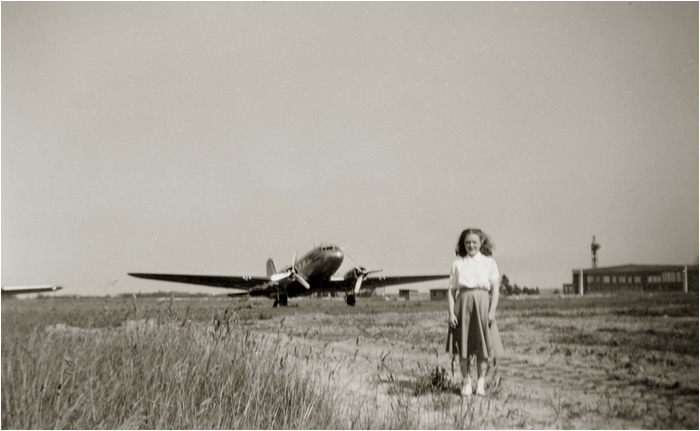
<box><xmin>573</xmin><ymin>264</ymin><xmax>699</xmax><ymax>274</ymax></box>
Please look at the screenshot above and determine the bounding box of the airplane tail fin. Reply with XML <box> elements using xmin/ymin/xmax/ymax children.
<box><xmin>266</xmin><ymin>259</ymin><xmax>276</xmax><ymax>278</ymax></box>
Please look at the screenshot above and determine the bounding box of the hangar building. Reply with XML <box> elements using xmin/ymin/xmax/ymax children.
<box><xmin>430</xmin><ymin>288</ymin><xmax>450</xmax><ymax>301</ymax></box>
<box><xmin>398</xmin><ymin>289</ymin><xmax>419</xmax><ymax>300</ymax></box>
<box><xmin>566</xmin><ymin>264</ymin><xmax>698</xmax><ymax>294</ymax></box>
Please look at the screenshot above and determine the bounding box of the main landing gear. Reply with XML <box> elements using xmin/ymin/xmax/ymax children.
<box><xmin>273</xmin><ymin>292</ymin><xmax>288</xmax><ymax>307</ymax></box>
<box><xmin>345</xmin><ymin>294</ymin><xmax>356</xmax><ymax>306</ymax></box>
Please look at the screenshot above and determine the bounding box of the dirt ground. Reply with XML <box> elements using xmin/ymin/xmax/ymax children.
<box><xmin>236</xmin><ymin>295</ymin><xmax>699</xmax><ymax>429</ymax></box>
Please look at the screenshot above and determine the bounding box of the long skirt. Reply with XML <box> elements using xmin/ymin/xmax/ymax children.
<box><xmin>446</xmin><ymin>289</ymin><xmax>504</xmax><ymax>360</ymax></box>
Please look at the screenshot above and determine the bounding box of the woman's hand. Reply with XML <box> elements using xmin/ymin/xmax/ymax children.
<box><xmin>448</xmin><ymin>312</ymin><xmax>458</xmax><ymax>329</ymax></box>
<box><xmin>488</xmin><ymin>310</ymin><xmax>496</xmax><ymax>326</ymax></box>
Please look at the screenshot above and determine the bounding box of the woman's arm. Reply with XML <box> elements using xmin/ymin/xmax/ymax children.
<box><xmin>448</xmin><ymin>262</ymin><xmax>458</xmax><ymax>328</ymax></box>
<box><xmin>488</xmin><ymin>277</ymin><xmax>500</xmax><ymax>325</ymax></box>
<box><xmin>447</xmin><ymin>286</ymin><xmax>458</xmax><ymax>328</ymax></box>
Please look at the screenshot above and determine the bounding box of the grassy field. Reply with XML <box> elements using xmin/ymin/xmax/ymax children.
<box><xmin>2</xmin><ymin>292</ymin><xmax>697</xmax><ymax>429</ymax></box>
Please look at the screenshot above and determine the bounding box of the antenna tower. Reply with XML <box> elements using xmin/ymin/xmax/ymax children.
<box><xmin>591</xmin><ymin>235</ymin><xmax>601</xmax><ymax>269</ymax></box>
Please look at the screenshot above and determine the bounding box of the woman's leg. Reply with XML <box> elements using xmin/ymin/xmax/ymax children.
<box><xmin>473</xmin><ymin>290</ymin><xmax>491</xmax><ymax>396</ymax></box>
<box><xmin>476</xmin><ymin>356</ymin><xmax>488</xmax><ymax>395</ymax></box>
<box><xmin>460</xmin><ymin>356</ymin><xmax>472</xmax><ymax>395</ymax></box>
<box><xmin>477</xmin><ymin>356</ymin><xmax>489</xmax><ymax>378</ymax></box>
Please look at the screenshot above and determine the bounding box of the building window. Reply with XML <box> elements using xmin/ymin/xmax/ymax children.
<box><xmin>648</xmin><ymin>274</ymin><xmax>662</xmax><ymax>283</ymax></box>
<box><xmin>661</xmin><ymin>271</ymin><xmax>679</xmax><ymax>283</ymax></box>
<box><xmin>603</xmin><ymin>276</ymin><xmax>610</xmax><ymax>284</ymax></box>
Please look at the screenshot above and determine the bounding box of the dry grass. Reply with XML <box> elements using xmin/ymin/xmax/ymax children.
<box><xmin>2</xmin><ymin>292</ymin><xmax>698</xmax><ymax>429</ymax></box>
<box><xmin>2</xmin><ymin>305</ymin><xmax>339</xmax><ymax>429</ymax></box>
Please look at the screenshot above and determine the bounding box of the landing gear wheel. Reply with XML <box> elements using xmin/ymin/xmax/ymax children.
<box><xmin>346</xmin><ymin>294</ymin><xmax>356</xmax><ymax>306</ymax></box>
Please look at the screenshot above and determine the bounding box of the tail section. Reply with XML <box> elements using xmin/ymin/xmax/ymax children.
<box><xmin>266</xmin><ymin>259</ymin><xmax>276</xmax><ymax>278</ymax></box>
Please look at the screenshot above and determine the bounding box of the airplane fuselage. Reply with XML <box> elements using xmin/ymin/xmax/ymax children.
<box><xmin>257</xmin><ymin>244</ymin><xmax>345</xmax><ymax>297</ymax></box>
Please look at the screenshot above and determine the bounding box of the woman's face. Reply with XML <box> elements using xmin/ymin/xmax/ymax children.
<box><xmin>464</xmin><ymin>233</ymin><xmax>482</xmax><ymax>257</ymax></box>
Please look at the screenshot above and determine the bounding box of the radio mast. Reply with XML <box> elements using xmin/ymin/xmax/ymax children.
<box><xmin>591</xmin><ymin>235</ymin><xmax>601</xmax><ymax>269</ymax></box>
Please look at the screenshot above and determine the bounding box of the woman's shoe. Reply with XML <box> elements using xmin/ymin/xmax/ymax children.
<box><xmin>461</xmin><ymin>378</ymin><xmax>472</xmax><ymax>397</ymax></box>
<box><xmin>476</xmin><ymin>377</ymin><xmax>486</xmax><ymax>396</ymax></box>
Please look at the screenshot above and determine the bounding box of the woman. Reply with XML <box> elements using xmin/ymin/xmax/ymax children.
<box><xmin>446</xmin><ymin>228</ymin><xmax>503</xmax><ymax>397</ymax></box>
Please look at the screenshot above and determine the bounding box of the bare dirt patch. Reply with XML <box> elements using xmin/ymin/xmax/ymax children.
<box><xmin>236</xmin><ymin>294</ymin><xmax>698</xmax><ymax>429</ymax></box>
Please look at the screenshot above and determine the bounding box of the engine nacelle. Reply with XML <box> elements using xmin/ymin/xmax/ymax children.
<box><xmin>344</xmin><ymin>268</ymin><xmax>357</xmax><ymax>280</ymax></box>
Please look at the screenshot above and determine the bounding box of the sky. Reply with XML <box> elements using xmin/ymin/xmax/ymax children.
<box><xmin>2</xmin><ymin>1</ymin><xmax>698</xmax><ymax>297</ymax></box>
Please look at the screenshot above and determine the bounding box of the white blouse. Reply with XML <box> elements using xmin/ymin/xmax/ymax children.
<box><xmin>449</xmin><ymin>253</ymin><xmax>499</xmax><ymax>291</ymax></box>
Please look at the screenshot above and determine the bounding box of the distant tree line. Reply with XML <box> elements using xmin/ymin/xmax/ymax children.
<box><xmin>499</xmin><ymin>274</ymin><xmax>539</xmax><ymax>296</ymax></box>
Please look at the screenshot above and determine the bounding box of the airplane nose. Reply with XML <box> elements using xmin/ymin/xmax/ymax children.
<box><xmin>330</xmin><ymin>248</ymin><xmax>344</xmax><ymax>264</ymax></box>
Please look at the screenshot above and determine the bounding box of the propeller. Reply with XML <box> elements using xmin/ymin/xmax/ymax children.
<box><xmin>347</xmin><ymin>256</ymin><xmax>382</xmax><ymax>295</ymax></box>
<box><xmin>270</xmin><ymin>252</ymin><xmax>310</xmax><ymax>289</ymax></box>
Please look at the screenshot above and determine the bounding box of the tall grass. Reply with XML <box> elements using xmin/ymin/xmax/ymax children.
<box><xmin>2</xmin><ymin>299</ymin><xmax>463</xmax><ymax>429</ymax></box>
<box><xmin>2</xmin><ymin>307</ymin><xmax>340</xmax><ymax>429</ymax></box>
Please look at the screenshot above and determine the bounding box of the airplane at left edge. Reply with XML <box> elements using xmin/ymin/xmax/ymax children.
<box><xmin>1</xmin><ymin>285</ymin><xmax>63</xmax><ymax>296</ymax></box>
<box><xmin>129</xmin><ymin>243</ymin><xmax>448</xmax><ymax>306</ymax></box>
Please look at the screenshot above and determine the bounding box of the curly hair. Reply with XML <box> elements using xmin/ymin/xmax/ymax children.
<box><xmin>455</xmin><ymin>228</ymin><xmax>494</xmax><ymax>257</ymax></box>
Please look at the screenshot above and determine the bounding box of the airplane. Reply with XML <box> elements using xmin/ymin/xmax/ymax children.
<box><xmin>129</xmin><ymin>243</ymin><xmax>448</xmax><ymax>306</ymax></box>
<box><xmin>1</xmin><ymin>285</ymin><xmax>63</xmax><ymax>296</ymax></box>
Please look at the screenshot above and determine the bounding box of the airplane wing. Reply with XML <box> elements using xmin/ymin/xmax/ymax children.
<box><xmin>128</xmin><ymin>273</ymin><xmax>271</xmax><ymax>290</ymax></box>
<box><xmin>358</xmin><ymin>275</ymin><xmax>448</xmax><ymax>289</ymax></box>
<box><xmin>1</xmin><ymin>285</ymin><xmax>63</xmax><ymax>295</ymax></box>
<box><xmin>325</xmin><ymin>274</ymin><xmax>448</xmax><ymax>292</ymax></box>
<box><xmin>128</xmin><ymin>272</ymin><xmax>448</xmax><ymax>297</ymax></box>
